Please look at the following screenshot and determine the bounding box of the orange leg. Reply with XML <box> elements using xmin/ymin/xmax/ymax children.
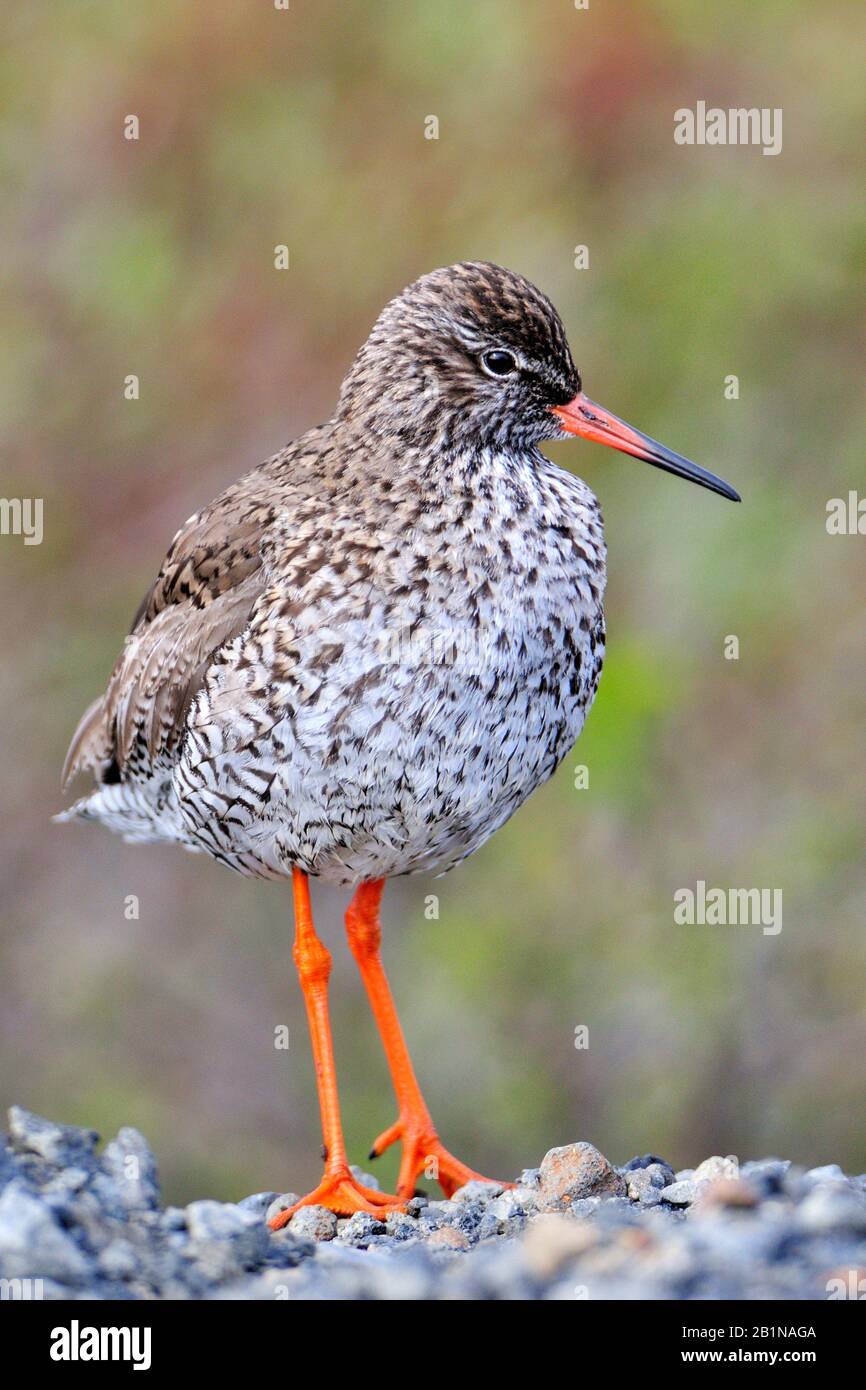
<box><xmin>345</xmin><ymin>879</ymin><xmax>511</xmax><ymax>1200</ymax></box>
<box><xmin>268</xmin><ymin>869</ymin><xmax>404</xmax><ymax>1230</ymax></box>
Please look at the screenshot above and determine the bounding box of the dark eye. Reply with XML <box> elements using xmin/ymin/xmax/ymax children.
<box><xmin>481</xmin><ymin>349</ymin><xmax>517</xmax><ymax>378</ymax></box>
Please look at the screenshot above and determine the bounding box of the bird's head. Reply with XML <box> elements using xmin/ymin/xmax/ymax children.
<box><xmin>337</xmin><ymin>261</ymin><xmax>739</xmax><ymax>501</ymax></box>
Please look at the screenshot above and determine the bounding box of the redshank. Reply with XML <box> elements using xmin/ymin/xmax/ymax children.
<box><xmin>59</xmin><ymin>262</ymin><xmax>739</xmax><ymax>1224</ymax></box>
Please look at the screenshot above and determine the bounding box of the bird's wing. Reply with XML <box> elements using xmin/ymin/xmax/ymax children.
<box><xmin>62</xmin><ymin>473</ymin><xmax>280</xmax><ymax>787</ymax></box>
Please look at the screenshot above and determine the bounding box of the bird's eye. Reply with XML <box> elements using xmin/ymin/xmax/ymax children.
<box><xmin>481</xmin><ymin>349</ymin><xmax>517</xmax><ymax>378</ymax></box>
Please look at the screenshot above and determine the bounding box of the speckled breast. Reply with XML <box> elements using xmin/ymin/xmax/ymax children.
<box><xmin>175</xmin><ymin>457</ymin><xmax>607</xmax><ymax>885</ymax></box>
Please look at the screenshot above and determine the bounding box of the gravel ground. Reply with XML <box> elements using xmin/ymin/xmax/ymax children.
<box><xmin>2</xmin><ymin>1106</ymin><xmax>865</xmax><ymax>1301</ymax></box>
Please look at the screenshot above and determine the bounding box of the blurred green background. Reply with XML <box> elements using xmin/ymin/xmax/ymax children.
<box><xmin>2</xmin><ymin>0</ymin><xmax>864</xmax><ymax>1203</ymax></box>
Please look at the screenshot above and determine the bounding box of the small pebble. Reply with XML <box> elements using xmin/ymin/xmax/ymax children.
<box><xmin>624</xmin><ymin>1154</ymin><xmax>671</xmax><ymax>1175</ymax></box>
<box><xmin>627</xmin><ymin>1169</ymin><xmax>667</xmax><ymax>1205</ymax></box>
<box><xmin>427</xmin><ymin>1225</ymin><xmax>471</xmax><ymax>1250</ymax></box>
<box><xmin>288</xmin><ymin>1205</ymin><xmax>338</xmax><ymax>1242</ymax></box>
<box><xmin>797</xmin><ymin>1187</ymin><xmax>866</xmax><ymax>1234</ymax></box>
<box><xmin>236</xmin><ymin>1191</ymin><xmax>278</xmax><ymax>1217</ymax></box>
<box><xmin>335</xmin><ymin>1212</ymin><xmax>386</xmax><ymax>1247</ymax></box>
<box><xmin>265</xmin><ymin>1193</ymin><xmax>300</xmax><ymax>1226</ymax></box>
<box><xmin>8</xmin><ymin>1107</ymin><xmax>99</xmax><ymax>1166</ymax></box>
<box><xmin>698</xmin><ymin>1178</ymin><xmax>761</xmax><ymax>1210</ymax></box>
<box><xmin>660</xmin><ymin>1180</ymin><xmax>704</xmax><ymax>1206</ymax></box>
<box><xmin>102</xmin><ymin>1128</ymin><xmax>160</xmax><ymax>1211</ymax></box>
<box><xmin>694</xmin><ymin>1155</ymin><xmax>736</xmax><ymax>1183</ymax></box>
<box><xmin>384</xmin><ymin>1212</ymin><xmax>418</xmax><ymax>1242</ymax></box>
<box><xmin>452</xmin><ymin>1179</ymin><xmax>505</xmax><ymax>1203</ymax></box>
<box><xmin>538</xmin><ymin>1142</ymin><xmax>627</xmax><ymax>1211</ymax></box>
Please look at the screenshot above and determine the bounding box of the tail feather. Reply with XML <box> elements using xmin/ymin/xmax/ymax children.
<box><xmin>61</xmin><ymin>696</ymin><xmax>111</xmax><ymax>789</ymax></box>
<box><xmin>54</xmin><ymin>778</ymin><xmax>198</xmax><ymax>850</ymax></box>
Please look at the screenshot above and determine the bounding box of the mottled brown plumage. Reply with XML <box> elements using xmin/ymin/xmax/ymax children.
<box><xmin>60</xmin><ymin>260</ymin><xmax>736</xmax><ymax>885</ymax></box>
<box><xmin>62</xmin><ymin>473</ymin><xmax>280</xmax><ymax>782</ymax></box>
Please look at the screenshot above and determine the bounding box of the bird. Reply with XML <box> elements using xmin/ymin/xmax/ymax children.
<box><xmin>58</xmin><ymin>261</ymin><xmax>739</xmax><ymax>1226</ymax></box>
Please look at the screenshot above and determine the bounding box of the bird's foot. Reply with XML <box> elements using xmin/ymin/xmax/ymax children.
<box><xmin>268</xmin><ymin>1164</ymin><xmax>405</xmax><ymax>1230</ymax></box>
<box><xmin>370</xmin><ymin>1114</ymin><xmax>513</xmax><ymax>1200</ymax></box>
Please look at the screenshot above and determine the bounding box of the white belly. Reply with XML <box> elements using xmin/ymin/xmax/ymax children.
<box><xmin>174</xmin><ymin>595</ymin><xmax>605</xmax><ymax>886</ymax></box>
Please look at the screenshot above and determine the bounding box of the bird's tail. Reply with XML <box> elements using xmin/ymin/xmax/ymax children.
<box><xmin>54</xmin><ymin>778</ymin><xmax>199</xmax><ymax>851</ymax></box>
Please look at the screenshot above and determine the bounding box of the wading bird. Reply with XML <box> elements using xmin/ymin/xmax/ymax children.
<box><xmin>60</xmin><ymin>262</ymin><xmax>739</xmax><ymax>1224</ymax></box>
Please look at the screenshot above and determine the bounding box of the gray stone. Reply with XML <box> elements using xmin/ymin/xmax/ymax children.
<box><xmin>7</xmin><ymin>1107</ymin><xmax>98</xmax><ymax>1167</ymax></box>
<box><xmin>797</xmin><ymin>1187</ymin><xmax>866</xmax><ymax>1234</ymax></box>
<box><xmin>694</xmin><ymin>1155</ymin><xmax>736</xmax><ymax>1183</ymax></box>
<box><xmin>804</xmin><ymin>1163</ymin><xmax>847</xmax><ymax>1184</ymax></box>
<box><xmin>739</xmin><ymin>1159</ymin><xmax>791</xmax><ymax>1195</ymax></box>
<box><xmin>84</xmin><ymin>1173</ymin><xmax>129</xmax><ymax>1222</ymax></box>
<box><xmin>660</xmin><ymin>1180</ymin><xmax>703</xmax><ymax>1206</ymax></box>
<box><xmin>265</xmin><ymin>1193</ymin><xmax>300</xmax><ymax>1227</ymax></box>
<box><xmin>384</xmin><ymin>1212</ymin><xmax>419</xmax><ymax>1242</ymax></box>
<box><xmin>288</xmin><ymin>1205</ymin><xmax>338</xmax><ymax>1241</ymax></box>
<box><xmin>627</xmin><ymin>1168</ymin><xmax>666</xmax><ymax>1204</ymax></box>
<box><xmin>236</xmin><ymin>1191</ymin><xmax>278</xmax><ymax>1217</ymax></box>
<box><xmin>475</xmin><ymin>1208</ymin><xmax>502</xmax><ymax>1241</ymax></box>
<box><xmin>452</xmin><ymin>1179</ymin><xmax>505</xmax><ymax>1203</ymax></box>
<box><xmin>184</xmin><ymin>1200</ymin><xmax>270</xmax><ymax>1280</ymax></box>
<box><xmin>512</xmin><ymin>1183</ymin><xmax>542</xmax><ymax>1213</ymax></box>
<box><xmin>488</xmin><ymin>1190</ymin><xmax>527</xmax><ymax>1228</ymax></box>
<box><xmin>433</xmin><ymin>1198</ymin><xmax>484</xmax><ymax>1236</ymax></box>
<box><xmin>98</xmin><ymin>1238</ymin><xmax>140</xmax><ymax>1278</ymax></box>
<box><xmin>0</xmin><ymin>1147</ymin><xmax>24</xmax><ymax>1196</ymax></box>
<box><xmin>0</xmin><ymin>1182</ymin><xmax>92</xmax><ymax>1283</ymax></box>
<box><xmin>335</xmin><ymin>1212</ymin><xmax>386</xmax><ymax>1247</ymax></box>
<box><xmin>637</xmin><ymin>1184</ymin><xmax>663</xmax><ymax>1207</ymax></box>
<box><xmin>44</xmin><ymin>1165</ymin><xmax>91</xmax><ymax>1195</ymax></box>
<box><xmin>644</xmin><ymin>1162</ymin><xmax>675</xmax><ymax>1188</ymax></box>
<box><xmin>623</xmin><ymin>1153</ymin><xmax>672</xmax><ymax>1174</ymax></box>
<box><xmin>741</xmin><ymin>1159</ymin><xmax>791</xmax><ymax>1181</ymax></box>
<box><xmin>186</xmin><ymin>1199</ymin><xmax>260</xmax><ymax>1242</ymax></box>
<box><xmin>418</xmin><ymin>1200</ymin><xmax>451</xmax><ymax>1232</ymax></box>
<box><xmin>102</xmin><ymin>1128</ymin><xmax>160</xmax><ymax>1210</ymax></box>
<box><xmin>568</xmin><ymin>1196</ymin><xmax>604</xmax><ymax>1218</ymax></box>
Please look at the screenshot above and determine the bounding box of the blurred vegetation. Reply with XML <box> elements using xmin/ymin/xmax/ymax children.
<box><xmin>1</xmin><ymin>0</ymin><xmax>864</xmax><ymax>1203</ymax></box>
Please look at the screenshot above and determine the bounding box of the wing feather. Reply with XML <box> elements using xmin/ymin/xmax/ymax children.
<box><xmin>62</xmin><ymin>474</ymin><xmax>278</xmax><ymax>787</ymax></box>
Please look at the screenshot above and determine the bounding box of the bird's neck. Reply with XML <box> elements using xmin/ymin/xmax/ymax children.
<box><xmin>328</xmin><ymin>415</ymin><xmax>546</xmax><ymax>499</ymax></box>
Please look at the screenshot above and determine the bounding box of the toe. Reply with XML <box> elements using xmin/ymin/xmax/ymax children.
<box><xmin>268</xmin><ymin>1168</ymin><xmax>405</xmax><ymax>1228</ymax></box>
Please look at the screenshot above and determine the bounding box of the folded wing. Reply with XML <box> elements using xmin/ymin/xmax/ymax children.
<box><xmin>62</xmin><ymin>476</ymin><xmax>278</xmax><ymax>788</ymax></box>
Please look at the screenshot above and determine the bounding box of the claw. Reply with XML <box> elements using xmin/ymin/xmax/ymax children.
<box><xmin>369</xmin><ymin>1118</ymin><xmax>403</xmax><ymax>1161</ymax></box>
